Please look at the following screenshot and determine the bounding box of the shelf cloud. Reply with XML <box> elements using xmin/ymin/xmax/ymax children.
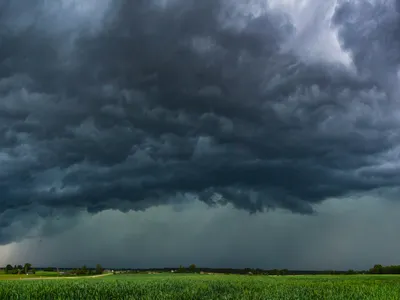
<box><xmin>0</xmin><ymin>0</ymin><xmax>400</xmax><ymax>254</ymax></box>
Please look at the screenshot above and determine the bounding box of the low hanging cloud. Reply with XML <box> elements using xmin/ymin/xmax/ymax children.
<box><xmin>1</xmin><ymin>0</ymin><xmax>400</xmax><ymax>245</ymax></box>
<box><xmin>3</xmin><ymin>195</ymin><xmax>400</xmax><ymax>270</ymax></box>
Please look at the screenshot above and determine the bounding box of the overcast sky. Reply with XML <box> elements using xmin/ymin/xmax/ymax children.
<box><xmin>1</xmin><ymin>0</ymin><xmax>400</xmax><ymax>270</ymax></box>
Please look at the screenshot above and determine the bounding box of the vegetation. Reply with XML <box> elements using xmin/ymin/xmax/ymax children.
<box><xmin>96</xmin><ymin>264</ymin><xmax>104</xmax><ymax>275</ymax></box>
<box><xmin>69</xmin><ymin>264</ymin><xmax>104</xmax><ymax>276</ymax></box>
<box><xmin>114</xmin><ymin>264</ymin><xmax>400</xmax><ymax>275</ymax></box>
<box><xmin>369</xmin><ymin>264</ymin><xmax>400</xmax><ymax>274</ymax></box>
<box><xmin>4</xmin><ymin>263</ymin><xmax>35</xmax><ymax>275</ymax></box>
<box><xmin>176</xmin><ymin>264</ymin><xmax>198</xmax><ymax>273</ymax></box>
<box><xmin>1</xmin><ymin>263</ymin><xmax>400</xmax><ymax>298</ymax></box>
<box><xmin>1</xmin><ymin>273</ymin><xmax>400</xmax><ymax>299</ymax></box>
<box><xmin>1</xmin><ymin>263</ymin><xmax>104</xmax><ymax>278</ymax></box>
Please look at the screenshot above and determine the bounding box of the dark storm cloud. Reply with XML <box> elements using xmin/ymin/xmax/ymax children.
<box><xmin>5</xmin><ymin>197</ymin><xmax>400</xmax><ymax>270</ymax></box>
<box><xmin>1</xmin><ymin>0</ymin><xmax>400</xmax><ymax>243</ymax></box>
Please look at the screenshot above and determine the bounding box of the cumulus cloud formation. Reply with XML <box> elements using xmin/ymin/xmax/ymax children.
<box><xmin>1</xmin><ymin>0</ymin><xmax>400</xmax><ymax>245</ymax></box>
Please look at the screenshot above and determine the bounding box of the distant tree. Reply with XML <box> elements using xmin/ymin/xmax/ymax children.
<box><xmin>177</xmin><ymin>265</ymin><xmax>186</xmax><ymax>273</ymax></box>
<box><xmin>271</xmin><ymin>269</ymin><xmax>279</xmax><ymax>275</ymax></box>
<box><xmin>369</xmin><ymin>264</ymin><xmax>400</xmax><ymax>274</ymax></box>
<box><xmin>189</xmin><ymin>264</ymin><xmax>196</xmax><ymax>273</ymax></box>
<box><xmin>24</xmin><ymin>263</ymin><xmax>32</xmax><ymax>274</ymax></box>
<box><xmin>10</xmin><ymin>265</ymin><xmax>17</xmax><ymax>274</ymax></box>
<box><xmin>5</xmin><ymin>264</ymin><xmax>13</xmax><ymax>274</ymax></box>
<box><xmin>370</xmin><ymin>264</ymin><xmax>383</xmax><ymax>274</ymax></box>
<box><xmin>255</xmin><ymin>268</ymin><xmax>263</xmax><ymax>275</ymax></box>
<box><xmin>96</xmin><ymin>264</ymin><xmax>104</xmax><ymax>275</ymax></box>
<box><xmin>16</xmin><ymin>265</ymin><xmax>23</xmax><ymax>275</ymax></box>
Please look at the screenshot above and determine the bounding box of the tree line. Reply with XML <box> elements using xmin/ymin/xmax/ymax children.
<box><xmin>70</xmin><ymin>264</ymin><xmax>104</xmax><ymax>275</ymax></box>
<box><xmin>42</xmin><ymin>264</ymin><xmax>104</xmax><ymax>275</ymax></box>
<box><xmin>3</xmin><ymin>263</ymin><xmax>104</xmax><ymax>276</ymax></box>
<box><xmin>173</xmin><ymin>265</ymin><xmax>290</xmax><ymax>275</ymax></box>
<box><xmin>113</xmin><ymin>264</ymin><xmax>400</xmax><ymax>275</ymax></box>
<box><xmin>4</xmin><ymin>263</ymin><xmax>34</xmax><ymax>275</ymax></box>
<box><xmin>369</xmin><ymin>264</ymin><xmax>400</xmax><ymax>274</ymax></box>
<box><xmin>4</xmin><ymin>263</ymin><xmax>400</xmax><ymax>275</ymax></box>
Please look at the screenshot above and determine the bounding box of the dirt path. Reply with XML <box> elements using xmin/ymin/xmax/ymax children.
<box><xmin>20</xmin><ymin>273</ymin><xmax>113</xmax><ymax>281</ymax></box>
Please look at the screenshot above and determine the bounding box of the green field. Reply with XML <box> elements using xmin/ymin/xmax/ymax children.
<box><xmin>1</xmin><ymin>273</ymin><xmax>400</xmax><ymax>299</ymax></box>
<box><xmin>0</xmin><ymin>270</ymin><xmax>106</xmax><ymax>281</ymax></box>
<box><xmin>0</xmin><ymin>270</ymin><xmax>60</xmax><ymax>280</ymax></box>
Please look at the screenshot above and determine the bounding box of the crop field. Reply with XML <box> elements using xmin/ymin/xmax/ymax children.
<box><xmin>0</xmin><ymin>271</ymin><xmax>57</xmax><ymax>280</ymax></box>
<box><xmin>0</xmin><ymin>270</ymin><xmax>95</xmax><ymax>280</ymax></box>
<box><xmin>1</xmin><ymin>273</ymin><xmax>400</xmax><ymax>299</ymax></box>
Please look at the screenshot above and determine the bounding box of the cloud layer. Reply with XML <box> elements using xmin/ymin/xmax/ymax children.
<box><xmin>2</xmin><ymin>196</ymin><xmax>400</xmax><ymax>270</ymax></box>
<box><xmin>1</xmin><ymin>0</ymin><xmax>400</xmax><ymax>244</ymax></box>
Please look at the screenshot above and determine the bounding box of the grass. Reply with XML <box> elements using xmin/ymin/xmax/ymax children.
<box><xmin>0</xmin><ymin>270</ymin><xmax>96</xmax><ymax>280</ymax></box>
<box><xmin>1</xmin><ymin>273</ymin><xmax>400</xmax><ymax>299</ymax></box>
